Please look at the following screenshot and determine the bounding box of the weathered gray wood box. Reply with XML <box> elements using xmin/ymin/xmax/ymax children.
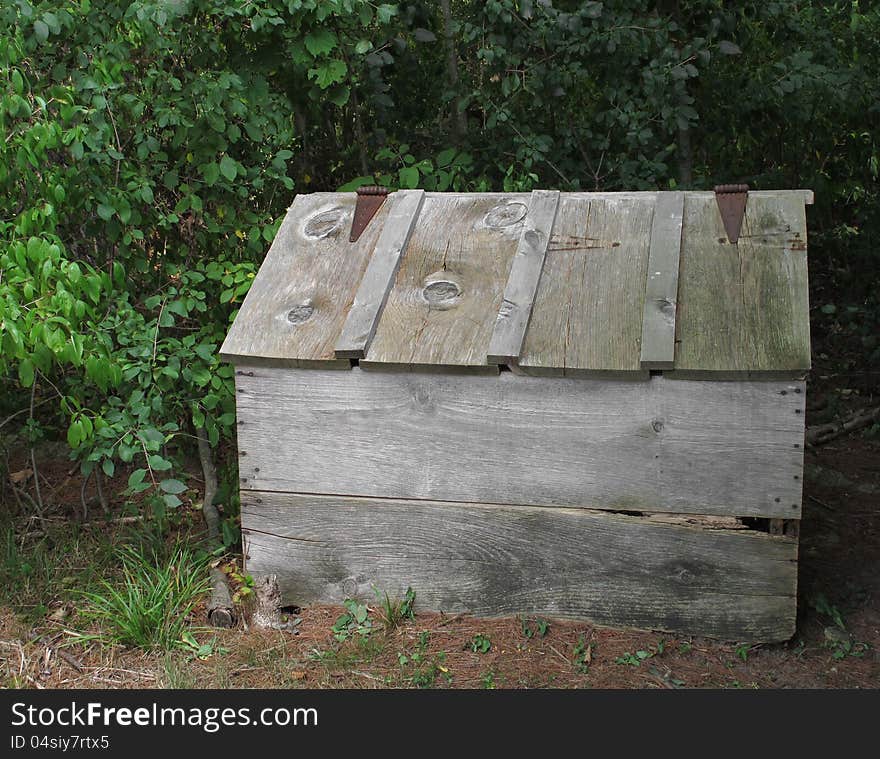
<box><xmin>221</xmin><ymin>187</ymin><xmax>812</xmax><ymax>641</ymax></box>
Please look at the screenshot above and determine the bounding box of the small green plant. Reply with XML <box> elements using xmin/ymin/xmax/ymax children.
<box><xmin>735</xmin><ymin>644</ymin><xmax>752</xmax><ymax>662</ymax></box>
<box><xmin>810</xmin><ymin>594</ymin><xmax>869</xmax><ymax>659</ymax></box>
<box><xmin>398</xmin><ymin>631</ymin><xmax>451</xmax><ymax>688</ymax></box>
<box><xmin>520</xmin><ymin>616</ymin><xmax>550</xmax><ymax>639</ymax></box>
<box><xmin>180</xmin><ymin>632</ymin><xmax>228</xmax><ymax>661</ymax></box>
<box><xmin>470</xmin><ymin>634</ymin><xmax>492</xmax><ymax>654</ymax></box>
<box><xmin>572</xmin><ymin>636</ymin><xmax>592</xmax><ymax>674</ymax></box>
<box><xmin>228</xmin><ymin>566</ymin><xmax>255</xmax><ymax>603</ymax></box>
<box><xmin>74</xmin><ymin>542</ymin><xmax>210</xmax><ymax>651</ymax></box>
<box><xmin>480</xmin><ymin>669</ymin><xmax>497</xmax><ymax>689</ymax></box>
<box><xmin>373</xmin><ymin>586</ymin><xmax>416</xmax><ymax>632</ymax></box>
<box><xmin>331</xmin><ymin>599</ymin><xmax>373</xmax><ymax>642</ymax></box>
<box><xmin>811</xmin><ymin>593</ymin><xmax>846</xmax><ymax>629</ymax></box>
<box><xmin>615</xmin><ymin>650</ymin><xmax>654</xmax><ymax>667</ymax></box>
<box><xmin>616</xmin><ymin>639</ymin><xmax>666</xmax><ymax>666</ymax></box>
<box><xmin>678</xmin><ymin>641</ymin><xmax>693</xmax><ymax>655</ymax></box>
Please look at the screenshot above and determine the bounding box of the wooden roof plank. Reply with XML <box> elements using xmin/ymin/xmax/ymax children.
<box><xmin>219</xmin><ymin>192</ymin><xmax>388</xmax><ymax>365</ymax></box>
<box><xmin>334</xmin><ymin>190</ymin><xmax>425</xmax><ymax>359</ymax></box>
<box><xmin>674</xmin><ymin>192</ymin><xmax>811</xmax><ymax>374</ymax></box>
<box><xmin>364</xmin><ymin>193</ymin><xmax>529</xmax><ymax>368</ymax></box>
<box><xmin>640</xmin><ymin>191</ymin><xmax>685</xmax><ymax>369</ymax></box>
<box><xmin>519</xmin><ymin>194</ymin><xmax>655</xmax><ymax>374</ymax></box>
<box><xmin>486</xmin><ymin>190</ymin><xmax>560</xmax><ymax>365</ymax></box>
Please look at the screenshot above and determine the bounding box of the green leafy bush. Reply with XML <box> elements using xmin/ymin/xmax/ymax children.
<box><xmin>1</xmin><ymin>0</ymin><xmax>878</xmax><ymax>530</ymax></box>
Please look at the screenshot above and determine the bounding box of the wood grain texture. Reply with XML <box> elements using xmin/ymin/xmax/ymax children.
<box><xmin>220</xmin><ymin>193</ymin><xmax>389</xmax><ymax>365</ymax></box>
<box><xmin>334</xmin><ymin>190</ymin><xmax>425</xmax><ymax>359</ymax></box>
<box><xmin>674</xmin><ymin>192</ymin><xmax>811</xmax><ymax>374</ymax></box>
<box><xmin>640</xmin><ymin>192</ymin><xmax>684</xmax><ymax>369</ymax></box>
<box><xmin>564</xmin><ymin>190</ymin><xmax>813</xmax><ymax>204</ymax></box>
<box><xmin>241</xmin><ymin>492</ymin><xmax>798</xmax><ymax>641</ymax></box>
<box><xmin>363</xmin><ymin>193</ymin><xmax>528</xmax><ymax>368</ymax></box>
<box><xmin>487</xmin><ymin>190</ymin><xmax>560</xmax><ymax>364</ymax></box>
<box><xmin>234</xmin><ymin>366</ymin><xmax>806</xmax><ymax>518</ymax></box>
<box><xmin>519</xmin><ymin>194</ymin><xmax>654</xmax><ymax>374</ymax></box>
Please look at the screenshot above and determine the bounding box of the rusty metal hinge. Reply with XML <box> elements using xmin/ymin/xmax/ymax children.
<box><xmin>714</xmin><ymin>183</ymin><xmax>749</xmax><ymax>244</ymax></box>
<box><xmin>350</xmin><ymin>185</ymin><xmax>389</xmax><ymax>242</ymax></box>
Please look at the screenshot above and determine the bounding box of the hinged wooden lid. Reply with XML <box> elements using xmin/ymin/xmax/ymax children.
<box><xmin>220</xmin><ymin>189</ymin><xmax>813</xmax><ymax>378</ymax></box>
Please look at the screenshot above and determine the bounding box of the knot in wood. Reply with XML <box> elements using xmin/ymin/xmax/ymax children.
<box><xmin>304</xmin><ymin>208</ymin><xmax>346</xmax><ymax>239</ymax></box>
<box><xmin>286</xmin><ymin>305</ymin><xmax>314</xmax><ymax>324</ymax></box>
<box><xmin>422</xmin><ymin>279</ymin><xmax>462</xmax><ymax>307</ymax></box>
<box><xmin>484</xmin><ymin>202</ymin><xmax>528</xmax><ymax>229</ymax></box>
<box><xmin>651</xmin><ymin>419</ymin><xmax>664</xmax><ymax>433</ymax></box>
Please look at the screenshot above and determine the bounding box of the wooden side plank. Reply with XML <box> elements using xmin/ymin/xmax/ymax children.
<box><xmin>220</xmin><ymin>193</ymin><xmax>389</xmax><ymax>365</ymax></box>
<box><xmin>518</xmin><ymin>194</ymin><xmax>655</xmax><ymax>374</ymax></box>
<box><xmin>234</xmin><ymin>366</ymin><xmax>806</xmax><ymax>519</ymax></box>
<box><xmin>640</xmin><ymin>192</ymin><xmax>684</xmax><ymax>369</ymax></box>
<box><xmin>363</xmin><ymin>193</ymin><xmax>528</xmax><ymax>368</ymax></box>
<box><xmin>674</xmin><ymin>192</ymin><xmax>811</xmax><ymax>374</ymax></box>
<box><xmin>486</xmin><ymin>190</ymin><xmax>560</xmax><ymax>364</ymax></box>
<box><xmin>242</xmin><ymin>492</ymin><xmax>798</xmax><ymax>642</ymax></box>
<box><xmin>334</xmin><ymin>190</ymin><xmax>425</xmax><ymax>359</ymax></box>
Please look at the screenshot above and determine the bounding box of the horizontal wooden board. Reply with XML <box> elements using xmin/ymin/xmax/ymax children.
<box><xmin>674</xmin><ymin>192</ymin><xmax>811</xmax><ymax>374</ymax></box>
<box><xmin>364</xmin><ymin>193</ymin><xmax>528</xmax><ymax>368</ymax></box>
<box><xmin>242</xmin><ymin>492</ymin><xmax>798</xmax><ymax>641</ymax></box>
<box><xmin>235</xmin><ymin>366</ymin><xmax>805</xmax><ymax>518</ymax></box>
<box><xmin>518</xmin><ymin>194</ymin><xmax>655</xmax><ymax>374</ymax></box>
<box><xmin>220</xmin><ymin>193</ymin><xmax>389</xmax><ymax>365</ymax></box>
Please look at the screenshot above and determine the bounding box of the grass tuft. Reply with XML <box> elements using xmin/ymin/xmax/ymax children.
<box><xmin>74</xmin><ymin>541</ymin><xmax>210</xmax><ymax>651</ymax></box>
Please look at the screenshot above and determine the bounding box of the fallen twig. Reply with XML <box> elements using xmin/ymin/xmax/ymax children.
<box><xmin>806</xmin><ymin>405</ymin><xmax>880</xmax><ymax>446</ymax></box>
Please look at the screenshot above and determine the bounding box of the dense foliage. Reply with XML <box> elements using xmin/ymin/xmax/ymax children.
<box><xmin>2</xmin><ymin>1</ymin><xmax>878</xmax><ymax>532</ymax></box>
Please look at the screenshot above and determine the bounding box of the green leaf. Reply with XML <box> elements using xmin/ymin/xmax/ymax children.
<box><xmin>159</xmin><ymin>309</ymin><xmax>175</xmax><ymax>327</ymax></box>
<box><xmin>304</xmin><ymin>29</ymin><xmax>337</xmax><ymax>57</ymax></box>
<box><xmin>337</xmin><ymin>176</ymin><xmax>375</xmax><ymax>192</ymax></box>
<box><xmin>355</xmin><ymin>40</ymin><xmax>372</xmax><ymax>54</ymax></box>
<box><xmin>160</xmin><ymin>478</ymin><xmax>187</xmax><ymax>494</ymax></box>
<box><xmin>166</xmin><ymin>300</ymin><xmax>189</xmax><ymax>317</ymax></box>
<box><xmin>102</xmin><ymin>459</ymin><xmax>115</xmax><ymax>478</ymax></box>
<box><xmin>377</xmin><ymin>4</ymin><xmax>397</xmax><ymax>24</ymax></box>
<box><xmin>163</xmin><ymin>493</ymin><xmax>182</xmax><ymax>509</ymax></box>
<box><xmin>18</xmin><ymin>358</ymin><xmax>35</xmax><ymax>388</ymax></box>
<box><xmin>195</xmin><ymin>343</ymin><xmax>215</xmax><ymax>362</ymax></box>
<box><xmin>33</xmin><ymin>19</ymin><xmax>49</xmax><ymax>42</ymax></box>
<box><xmin>67</xmin><ymin>420</ymin><xmax>83</xmax><ymax>448</ymax></box>
<box><xmin>328</xmin><ymin>85</ymin><xmax>350</xmax><ymax>107</ymax></box>
<box><xmin>202</xmin><ymin>162</ymin><xmax>220</xmax><ymax>186</ymax></box>
<box><xmin>219</xmin><ymin>155</ymin><xmax>237</xmax><ymax>181</ymax></box>
<box><xmin>436</xmin><ymin>148</ymin><xmax>457</xmax><ymax>167</ymax></box>
<box><xmin>718</xmin><ymin>40</ymin><xmax>742</xmax><ymax>55</ymax></box>
<box><xmin>128</xmin><ymin>469</ymin><xmax>147</xmax><ymax>488</ymax></box>
<box><xmin>399</xmin><ymin>166</ymin><xmax>419</xmax><ymax>189</ymax></box>
<box><xmin>308</xmin><ymin>60</ymin><xmax>347</xmax><ymax>89</ymax></box>
<box><xmin>148</xmin><ymin>454</ymin><xmax>172</xmax><ymax>471</ymax></box>
<box><xmin>97</xmin><ymin>204</ymin><xmax>115</xmax><ymax>221</ymax></box>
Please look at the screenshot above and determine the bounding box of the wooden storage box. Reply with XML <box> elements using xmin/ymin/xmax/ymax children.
<box><xmin>221</xmin><ymin>188</ymin><xmax>812</xmax><ymax>641</ymax></box>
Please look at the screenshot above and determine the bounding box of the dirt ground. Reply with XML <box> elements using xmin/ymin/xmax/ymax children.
<box><xmin>1</xmin><ymin>374</ymin><xmax>878</xmax><ymax>689</ymax></box>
